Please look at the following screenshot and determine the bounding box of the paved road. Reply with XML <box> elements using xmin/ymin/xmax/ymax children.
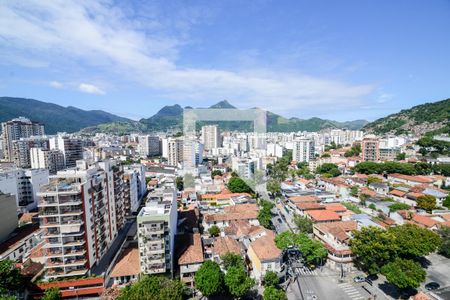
<box><xmin>91</xmin><ymin>219</ymin><xmax>135</xmax><ymax>276</ymax></box>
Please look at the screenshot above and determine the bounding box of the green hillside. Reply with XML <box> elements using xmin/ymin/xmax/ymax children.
<box><xmin>0</xmin><ymin>97</ymin><xmax>130</xmax><ymax>134</ymax></box>
<box><xmin>363</xmin><ymin>98</ymin><xmax>450</xmax><ymax>135</ymax></box>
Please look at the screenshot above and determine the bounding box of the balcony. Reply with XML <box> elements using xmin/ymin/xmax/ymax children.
<box><xmin>64</xmin><ymin>249</ymin><xmax>86</xmax><ymax>257</ymax></box>
<box><xmin>44</xmin><ymin>249</ymin><xmax>64</xmax><ymax>258</ymax></box>
<box><xmin>63</xmin><ymin>240</ymin><xmax>85</xmax><ymax>247</ymax></box>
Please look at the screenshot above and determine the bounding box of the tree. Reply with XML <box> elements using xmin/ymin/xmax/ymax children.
<box><xmin>389</xmin><ymin>202</ymin><xmax>411</xmax><ymax>212</ymax></box>
<box><xmin>274</xmin><ymin>232</ymin><xmax>327</xmax><ymax>267</ymax></box>
<box><xmin>208</xmin><ymin>225</ymin><xmax>220</xmax><ymax>237</ymax></box>
<box><xmin>175</xmin><ymin>176</ymin><xmax>183</xmax><ymax>191</ymax></box>
<box><xmin>263</xmin><ymin>286</ymin><xmax>288</xmax><ymax>300</ymax></box>
<box><xmin>42</xmin><ymin>288</ymin><xmax>60</xmax><ymax>300</ymax></box>
<box><xmin>350</xmin><ymin>226</ymin><xmax>398</xmax><ymax>275</ymax></box>
<box><xmin>396</xmin><ymin>152</ymin><xmax>406</xmax><ymax>161</ymax></box>
<box><xmin>221</xmin><ymin>253</ymin><xmax>244</xmax><ymax>270</ymax></box>
<box><xmin>316</xmin><ymin>163</ymin><xmax>341</xmax><ymax>177</ymax></box>
<box><xmin>211</xmin><ymin>170</ymin><xmax>223</xmax><ymax>178</ymax></box>
<box><xmin>224</xmin><ymin>266</ymin><xmax>254</xmax><ymax>298</ymax></box>
<box><xmin>350</xmin><ymin>186</ymin><xmax>359</xmax><ymax>197</ymax></box>
<box><xmin>263</xmin><ymin>271</ymin><xmax>279</xmax><ymax>288</ymax></box>
<box><xmin>443</xmin><ymin>195</ymin><xmax>450</xmax><ymax>209</ymax></box>
<box><xmin>195</xmin><ymin>261</ymin><xmax>224</xmax><ymax>297</ymax></box>
<box><xmin>227</xmin><ymin>176</ymin><xmax>253</xmax><ymax>194</ymax></box>
<box><xmin>367</xmin><ymin>175</ymin><xmax>382</xmax><ymax>185</ymax></box>
<box><xmin>416</xmin><ymin>195</ymin><xmax>436</xmax><ymax>212</ymax></box>
<box><xmin>117</xmin><ymin>275</ymin><xmax>185</xmax><ymax>300</ymax></box>
<box><xmin>0</xmin><ymin>260</ymin><xmax>24</xmax><ymax>296</ymax></box>
<box><xmin>438</xmin><ymin>226</ymin><xmax>450</xmax><ymax>258</ymax></box>
<box><xmin>368</xmin><ymin>203</ymin><xmax>376</xmax><ymax>210</ymax></box>
<box><xmin>381</xmin><ymin>258</ymin><xmax>426</xmax><ymax>289</ymax></box>
<box><xmin>293</xmin><ymin>215</ymin><xmax>313</xmax><ymax>234</ymax></box>
<box><xmin>266</xmin><ymin>179</ymin><xmax>281</xmax><ymax>195</ymax></box>
<box><xmin>389</xmin><ymin>224</ymin><xmax>441</xmax><ymax>258</ymax></box>
<box><xmin>258</xmin><ymin>200</ymin><xmax>273</xmax><ymax>229</ymax></box>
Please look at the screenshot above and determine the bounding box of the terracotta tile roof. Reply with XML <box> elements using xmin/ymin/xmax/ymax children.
<box><xmin>411</xmin><ymin>214</ymin><xmax>439</xmax><ymax>228</ymax></box>
<box><xmin>289</xmin><ymin>195</ymin><xmax>320</xmax><ymax>203</ymax></box>
<box><xmin>360</xmin><ymin>187</ymin><xmax>377</xmax><ymax>197</ymax></box>
<box><xmin>224</xmin><ymin>220</ymin><xmax>273</xmax><ymax>239</ymax></box>
<box><xmin>324</xmin><ymin>203</ymin><xmax>347</xmax><ymax>212</ymax></box>
<box><xmin>412</xmin><ymin>291</ymin><xmax>431</xmax><ymax>300</ymax></box>
<box><xmin>212</xmin><ymin>236</ymin><xmax>241</xmax><ymax>257</ymax></box>
<box><xmin>306</xmin><ymin>210</ymin><xmax>341</xmax><ymax>222</ymax></box>
<box><xmin>315</xmin><ymin>221</ymin><xmax>357</xmax><ymax>243</ymax></box>
<box><xmin>224</xmin><ymin>203</ymin><xmax>258</xmax><ymax>213</ymax></box>
<box><xmin>296</xmin><ymin>203</ymin><xmax>324</xmax><ymax>211</ymax></box>
<box><xmin>178</xmin><ymin>233</ymin><xmax>204</xmax><ymax>265</ymax></box>
<box><xmin>440</xmin><ymin>213</ymin><xmax>450</xmax><ymax>221</ymax></box>
<box><xmin>389</xmin><ymin>173</ymin><xmax>434</xmax><ymax>184</ymax></box>
<box><xmin>249</xmin><ymin>235</ymin><xmax>281</xmax><ymax>262</ymax></box>
<box><xmin>390</xmin><ymin>189</ymin><xmax>407</xmax><ymax>197</ymax></box>
<box><xmin>406</xmin><ymin>192</ymin><xmax>425</xmax><ymax>200</ymax></box>
<box><xmin>110</xmin><ymin>246</ymin><xmax>140</xmax><ymax>277</ymax></box>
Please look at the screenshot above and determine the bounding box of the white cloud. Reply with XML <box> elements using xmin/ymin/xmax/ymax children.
<box><xmin>49</xmin><ymin>81</ymin><xmax>63</xmax><ymax>89</ymax></box>
<box><xmin>78</xmin><ymin>83</ymin><xmax>105</xmax><ymax>95</ymax></box>
<box><xmin>0</xmin><ymin>1</ymin><xmax>375</xmax><ymax>114</ymax></box>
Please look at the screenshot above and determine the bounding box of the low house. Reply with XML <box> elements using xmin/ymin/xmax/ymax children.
<box><xmin>178</xmin><ymin>233</ymin><xmax>204</xmax><ymax>287</ymax></box>
<box><xmin>110</xmin><ymin>245</ymin><xmax>140</xmax><ymax>286</ymax></box>
<box><xmin>313</xmin><ymin>221</ymin><xmax>357</xmax><ymax>272</ymax></box>
<box><xmin>247</xmin><ymin>235</ymin><xmax>282</xmax><ymax>281</ymax></box>
<box><xmin>306</xmin><ymin>210</ymin><xmax>341</xmax><ymax>223</ymax></box>
<box><xmin>202</xmin><ymin>204</ymin><xmax>259</xmax><ymax>231</ymax></box>
<box><xmin>295</xmin><ymin>203</ymin><xmax>325</xmax><ymax>215</ymax></box>
<box><xmin>368</xmin><ymin>183</ymin><xmax>389</xmax><ymax>195</ymax></box>
<box><xmin>387</xmin><ymin>173</ymin><xmax>434</xmax><ymax>186</ymax></box>
<box><xmin>211</xmin><ymin>236</ymin><xmax>242</xmax><ymax>264</ymax></box>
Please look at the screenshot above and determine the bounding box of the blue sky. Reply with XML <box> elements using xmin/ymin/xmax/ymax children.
<box><xmin>1</xmin><ymin>0</ymin><xmax>449</xmax><ymax>121</ymax></box>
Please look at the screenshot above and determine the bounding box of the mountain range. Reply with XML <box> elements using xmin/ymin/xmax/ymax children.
<box><xmin>1</xmin><ymin>96</ymin><xmax>448</xmax><ymax>135</ymax></box>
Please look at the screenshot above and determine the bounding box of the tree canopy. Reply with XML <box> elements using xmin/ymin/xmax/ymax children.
<box><xmin>381</xmin><ymin>258</ymin><xmax>426</xmax><ymax>289</ymax></box>
<box><xmin>438</xmin><ymin>226</ymin><xmax>450</xmax><ymax>258</ymax></box>
<box><xmin>316</xmin><ymin>163</ymin><xmax>341</xmax><ymax>177</ymax></box>
<box><xmin>221</xmin><ymin>253</ymin><xmax>244</xmax><ymax>270</ymax></box>
<box><xmin>208</xmin><ymin>225</ymin><xmax>220</xmax><ymax>237</ymax></box>
<box><xmin>263</xmin><ymin>286</ymin><xmax>288</xmax><ymax>300</ymax></box>
<box><xmin>227</xmin><ymin>176</ymin><xmax>253</xmax><ymax>194</ymax></box>
<box><xmin>389</xmin><ymin>224</ymin><xmax>441</xmax><ymax>258</ymax></box>
<box><xmin>42</xmin><ymin>288</ymin><xmax>60</xmax><ymax>300</ymax></box>
<box><xmin>195</xmin><ymin>261</ymin><xmax>224</xmax><ymax>297</ymax></box>
<box><xmin>117</xmin><ymin>275</ymin><xmax>185</xmax><ymax>300</ymax></box>
<box><xmin>263</xmin><ymin>271</ymin><xmax>279</xmax><ymax>288</ymax></box>
<box><xmin>258</xmin><ymin>200</ymin><xmax>274</xmax><ymax>229</ymax></box>
<box><xmin>224</xmin><ymin>266</ymin><xmax>254</xmax><ymax>299</ymax></box>
<box><xmin>293</xmin><ymin>215</ymin><xmax>313</xmax><ymax>234</ymax></box>
<box><xmin>0</xmin><ymin>260</ymin><xmax>24</xmax><ymax>296</ymax></box>
<box><xmin>416</xmin><ymin>195</ymin><xmax>436</xmax><ymax>213</ymax></box>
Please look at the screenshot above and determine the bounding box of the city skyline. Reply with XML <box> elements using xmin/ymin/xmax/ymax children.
<box><xmin>1</xmin><ymin>1</ymin><xmax>450</xmax><ymax>121</ymax></box>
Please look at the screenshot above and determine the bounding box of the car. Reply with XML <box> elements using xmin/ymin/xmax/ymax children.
<box><xmin>277</xmin><ymin>218</ymin><xmax>282</xmax><ymax>223</ymax></box>
<box><xmin>353</xmin><ymin>276</ymin><xmax>365</xmax><ymax>283</ymax></box>
<box><xmin>425</xmin><ymin>282</ymin><xmax>440</xmax><ymax>291</ymax></box>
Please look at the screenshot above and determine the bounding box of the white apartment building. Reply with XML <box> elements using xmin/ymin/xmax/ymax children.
<box><xmin>139</xmin><ymin>135</ymin><xmax>160</xmax><ymax>157</ymax></box>
<box><xmin>0</xmin><ymin>168</ymin><xmax>49</xmax><ymax>212</ymax></box>
<box><xmin>37</xmin><ymin>160</ymin><xmax>125</xmax><ymax>279</ymax></box>
<box><xmin>137</xmin><ymin>187</ymin><xmax>177</xmax><ymax>275</ymax></box>
<box><xmin>201</xmin><ymin>125</ymin><xmax>221</xmax><ymax>151</ymax></box>
<box><xmin>1</xmin><ymin>117</ymin><xmax>45</xmax><ymax>162</ymax></box>
<box><xmin>293</xmin><ymin>138</ymin><xmax>315</xmax><ymax>162</ymax></box>
<box><xmin>183</xmin><ymin>140</ymin><xmax>204</xmax><ymax>168</ymax></box>
<box><xmin>167</xmin><ymin>138</ymin><xmax>183</xmax><ymax>167</ymax></box>
<box><xmin>31</xmin><ymin>148</ymin><xmax>65</xmax><ymax>174</ymax></box>
<box><xmin>50</xmin><ymin>135</ymin><xmax>83</xmax><ymax>168</ymax></box>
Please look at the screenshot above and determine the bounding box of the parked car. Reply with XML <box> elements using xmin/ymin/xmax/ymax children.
<box><xmin>425</xmin><ymin>282</ymin><xmax>440</xmax><ymax>291</ymax></box>
<box><xmin>353</xmin><ymin>276</ymin><xmax>365</xmax><ymax>283</ymax></box>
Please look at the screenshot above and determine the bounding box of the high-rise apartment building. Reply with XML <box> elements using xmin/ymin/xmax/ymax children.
<box><xmin>361</xmin><ymin>135</ymin><xmax>380</xmax><ymax>162</ymax></box>
<box><xmin>138</xmin><ymin>135</ymin><xmax>160</xmax><ymax>157</ymax></box>
<box><xmin>1</xmin><ymin>117</ymin><xmax>45</xmax><ymax>162</ymax></box>
<box><xmin>30</xmin><ymin>148</ymin><xmax>65</xmax><ymax>174</ymax></box>
<box><xmin>0</xmin><ymin>192</ymin><xmax>18</xmax><ymax>242</ymax></box>
<box><xmin>183</xmin><ymin>140</ymin><xmax>204</xmax><ymax>168</ymax></box>
<box><xmin>37</xmin><ymin>160</ymin><xmax>125</xmax><ymax>279</ymax></box>
<box><xmin>293</xmin><ymin>138</ymin><xmax>315</xmax><ymax>162</ymax></box>
<box><xmin>137</xmin><ymin>187</ymin><xmax>177</xmax><ymax>275</ymax></box>
<box><xmin>201</xmin><ymin>125</ymin><xmax>221</xmax><ymax>151</ymax></box>
<box><xmin>167</xmin><ymin>138</ymin><xmax>183</xmax><ymax>167</ymax></box>
<box><xmin>11</xmin><ymin>137</ymin><xmax>49</xmax><ymax>168</ymax></box>
<box><xmin>0</xmin><ymin>168</ymin><xmax>49</xmax><ymax>212</ymax></box>
<box><xmin>50</xmin><ymin>135</ymin><xmax>83</xmax><ymax>168</ymax></box>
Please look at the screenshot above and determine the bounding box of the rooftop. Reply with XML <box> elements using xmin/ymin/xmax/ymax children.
<box><xmin>110</xmin><ymin>245</ymin><xmax>140</xmax><ymax>278</ymax></box>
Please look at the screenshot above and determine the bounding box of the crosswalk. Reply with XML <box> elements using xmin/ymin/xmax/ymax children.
<box><xmin>297</xmin><ymin>267</ymin><xmax>318</xmax><ymax>276</ymax></box>
<box><xmin>338</xmin><ymin>283</ymin><xmax>365</xmax><ymax>300</ymax></box>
